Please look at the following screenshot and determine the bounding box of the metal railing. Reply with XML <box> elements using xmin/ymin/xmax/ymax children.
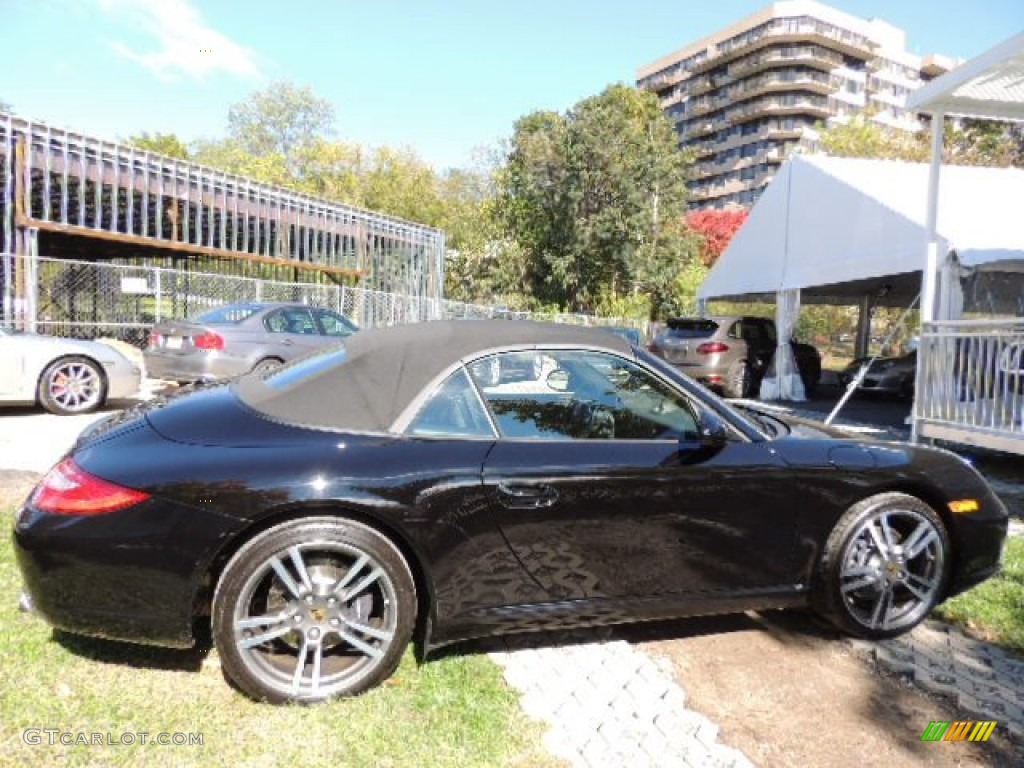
<box><xmin>3</xmin><ymin>255</ymin><xmax>641</xmax><ymax>347</ymax></box>
<box><xmin>914</xmin><ymin>319</ymin><xmax>1024</xmax><ymax>454</ymax></box>
<box><xmin>1</xmin><ymin>112</ymin><xmax>446</xmax><ymax>298</ymax></box>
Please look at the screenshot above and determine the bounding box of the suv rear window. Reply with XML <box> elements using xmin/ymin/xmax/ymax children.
<box><xmin>195</xmin><ymin>305</ymin><xmax>262</xmax><ymax>324</ymax></box>
<box><xmin>662</xmin><ymin>319</ymin><xmax>719</xmax><ymax>339</ymax></box>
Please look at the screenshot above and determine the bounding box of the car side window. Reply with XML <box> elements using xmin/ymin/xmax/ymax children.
<box><xmin>406</xmin><ymin>368</ymin><xmax>494</xmax><ymax>438</ymax></box>
<box><xmin>469</xmin><ymin>350</ymin><xmax>700</xmax><ymax>441</ymax></box>
<box><xmin>264</xmin><ymin>309</ymin><xmax>290</xmax><ymax>334</ymax></box>
<box><xmin>315</xmin><ymin>309</ymin><xmax>357</xmax><ymax>337</ymax></box>
<box><xmin>278</xmin><ymin>308</ymin><xmax>317</xmax><ymax>335</ymax></box>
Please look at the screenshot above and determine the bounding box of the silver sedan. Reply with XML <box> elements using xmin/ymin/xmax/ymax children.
<box><xmin>144</xmin><ymin>302</ymin><xmax>359</xmax><ymax>383</ymax></box>
<box><xmin>0</xmin><ymin>328</ymin><xmax>141</xmax><ymax>415</ymax></box>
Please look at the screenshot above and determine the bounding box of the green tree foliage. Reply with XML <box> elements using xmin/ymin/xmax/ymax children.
<box><xmin>226</xmin><ymin>80</ymin><xmax>335</xmax><ymax>157</ymax></box>
<box><xmin>496</xmin><ymin>85</ymin><xmax>698</xmax><ymax>316</ymax></box>
<box><xmin>817</xmin><ymin>114</ymin><xmax>1023</xmax><ymax>167</ymax></box>
<box><xmin>124</xmin><ymin>131</ymin><xmax>191</xmax><ymax>160</ymax></box>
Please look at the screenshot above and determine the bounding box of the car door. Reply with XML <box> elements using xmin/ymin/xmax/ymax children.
<box><xmin>398</xmin><ymin>366</ymin><xmax>550</xmax><ymax>628</ymax></box>
<box><xmin>263</xmin><ymin>307</ymin><xmax>328</xmax><ymax>361</ymax></box>
<box><xmin>0</xmin><ymin>332</ymin><xmax>25</xmax><ymax>395</ymax></box>
<box><xmin>472</xmin><ymin>349</ymin><xmax>800</xmax><ymax>603</ymax></box>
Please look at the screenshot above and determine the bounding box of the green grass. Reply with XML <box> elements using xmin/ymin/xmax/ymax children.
<box><xmin>937</xmin><ymin>536</ymin><xmax>1024</xmax><ymax>653</ymax></box>
<box><xmin>0</xmin><ymin>506</ymin><xmax>562</xmax><ymax>768</ymax></box>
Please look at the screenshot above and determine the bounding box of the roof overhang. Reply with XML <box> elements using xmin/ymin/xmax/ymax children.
<box><xmin>907</xmin><ymin>31</ymin><xmax>1024</xmax><ymax>121</ymax></box>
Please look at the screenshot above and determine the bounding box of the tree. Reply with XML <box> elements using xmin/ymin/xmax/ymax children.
<box><xmin>227</xmin><ymin>80</ymin><xmax>335</xmax><ymax>158</ymax></box>
<box><xmin>685</xmin><ymin>208</ymin><xmax>749</xmax><ymax>267</ymax></box>
<box><xmin>496</xmin><ymin>85</ymin><xmax>698</xmax><ymax>315</ymax></box>
<box><xmin>125</xmin><ymin>131</ymin><xmax>191</xmax><ymax>160</ymax></box>
<box><xmin>0</xmin><ymin>99</ymin><xmax>12</xmax><ymax>113</ymax></box>
<box><xmin>817</xmin><ymin>113</ymin><xmax>1023</xmax><ymax>167</ymax></box>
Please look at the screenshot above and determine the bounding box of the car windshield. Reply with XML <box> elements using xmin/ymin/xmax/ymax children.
<box><xmin>194</xmin><ymin>305</ymin><xmax>263</xmax><ymax>324</ymax></box>
<box><xmin>661</xmin><ymin>319</ymin><xmax>718</xmax><ymax>339</ymax></box>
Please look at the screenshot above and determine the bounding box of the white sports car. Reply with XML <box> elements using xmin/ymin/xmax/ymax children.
<box><xmin>0</xmin><ymin>327</ymin><xmax>141</xmax><ymax>415</ymax></box>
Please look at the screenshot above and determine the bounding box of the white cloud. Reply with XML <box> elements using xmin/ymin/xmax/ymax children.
<box><xmin>97</xmin><ymin>0</ymin><xmax>262</xmax><ymax>82</ymax></box>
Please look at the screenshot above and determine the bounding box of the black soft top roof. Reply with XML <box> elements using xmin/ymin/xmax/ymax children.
<box><xmin>235</xmin><ymin>319</ymin><xmax>634</xmax><ymax>433</ymax></box>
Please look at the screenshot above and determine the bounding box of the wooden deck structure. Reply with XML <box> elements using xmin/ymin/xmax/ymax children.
<box><xmin>0</xmin><ymin>113</ymin><xmax>446</xmax><ymax>327</ymax></box>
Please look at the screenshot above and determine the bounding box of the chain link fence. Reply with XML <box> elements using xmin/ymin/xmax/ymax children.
<box><xmin>4</xmin><ymin>256</ymin><xmax>643</xmax><ymax>346</ymax></box>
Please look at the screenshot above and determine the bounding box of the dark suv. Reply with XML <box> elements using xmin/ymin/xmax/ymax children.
<box><xmin>649</xmin><ymin>315</ymin><xmax>821</xmax><ymax>399</ymax></box>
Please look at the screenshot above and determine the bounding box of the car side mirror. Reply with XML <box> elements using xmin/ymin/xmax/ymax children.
<box><xmin>677</xmin><ymin>407</ymin><xmax>731</xmax><ymax>454</ymax></box>
<box><xmin>697</xmin><ymin>408</ymin><xmax>731</xmax><ymax>447</ymax></box>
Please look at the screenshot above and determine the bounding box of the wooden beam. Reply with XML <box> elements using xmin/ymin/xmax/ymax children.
<box><xmin>16</xmin><ymin>215</ymin><xmax>367</xmax><ymax>278</ymax></box>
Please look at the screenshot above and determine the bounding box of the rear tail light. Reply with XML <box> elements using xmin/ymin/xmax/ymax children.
<box><xmin>696</xmin><ymin>342</ymin><xmax>730</xmax><ymax>355</ymax></box>
<box><xmin>193</xmin><ymin>332</ymin><xmax>224</xmax><ymax>351</ymax></box>
<box><xmin>148</xmin><ymin>331</ymin><xmax>162</xmax><ymax>348</ymax></box>
<box><xmin>31</xmin><ymin>458</ymin><xmax>149</xmax><ymax>515</ymax></box>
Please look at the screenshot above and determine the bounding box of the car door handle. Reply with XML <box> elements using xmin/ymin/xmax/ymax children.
<box><xmin>281</xmin><ymin>338</ymin><xmax>294</xmax><ymax>346</ymax></box>
<box><xmin>497</xmin><ymin>483</ymin><xmax>558</xmax><ymax>509</ymax></box>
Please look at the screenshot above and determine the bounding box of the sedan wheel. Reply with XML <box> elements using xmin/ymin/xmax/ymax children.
<box><xmin>38</xmin><ymin>356</ymin><xmax>106</xmax><ymax>415</ymax></box>
<box><xmin>252</xmin><ymin>357</ymin><xmax>284</xmax><ymax>376</ymax></box>
<box><xmin>213</xmin><ymin>518</ymin><xmax>416</xmax><ymax>703</ymax></box>
<box><xmin>723</xmin><ymin>360</ymin><xmax>750</xmax><ymax>399</ymax></box>
<box><xmin>816</xmin><ymin>493</ymin><xmax>949</xmax><ymax>639</ymax></box>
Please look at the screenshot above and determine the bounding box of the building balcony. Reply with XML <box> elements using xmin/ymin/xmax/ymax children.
<box><xmin>729</xmin><ymin>96</ymin><xmax>831</xmax><ymax>124</ymax></box>
<box><xmin>690</xmin><ymin>21</ymin><xmax>873</xmax><ymax>75</ymax></box>
<box><xmin>728</xmin><ymin>45</ymin><xmax>846</xmax><ymax>78</ymax></box>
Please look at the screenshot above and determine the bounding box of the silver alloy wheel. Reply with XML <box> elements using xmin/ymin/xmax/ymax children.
<box><xmin>837</xmin><ymin>507</ymin><xmax>945</xmax><ymax>632</ymax></box>
<box><xmin>232</xmin><ymin>541</ymin><xmax>399</xmax><ymax>699</ymax></box>
<box><xmin>46</xmin><ymin>359</ymin><xmax>103</xmax><ymax>412</ymax></box>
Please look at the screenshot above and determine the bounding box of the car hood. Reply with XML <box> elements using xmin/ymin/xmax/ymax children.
<box><xmin>4</xmin><ymin>332</ymin><xmax>132</xmax><ymax>364</ymax></box>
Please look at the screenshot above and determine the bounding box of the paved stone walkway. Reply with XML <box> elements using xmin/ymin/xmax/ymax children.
<box><xmin>487</xmin><ymin>629</ymin><xmax>754</xmax><ymax>768</ymax></box>
<box><xmin>850</xmin><ymin>620</ymin><xmax>1024</xmax><ymax>742</ymax></box>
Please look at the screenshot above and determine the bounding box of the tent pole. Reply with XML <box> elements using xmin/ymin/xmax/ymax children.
<box><xmin>911</xmin><ymin>111</ymin><xmax>945</xmax><ymax>444</ymax></box>
<box><xmin>920</xmin><ymin>111</ymin><xmax>945</xmax><ymax>325</ymax></box>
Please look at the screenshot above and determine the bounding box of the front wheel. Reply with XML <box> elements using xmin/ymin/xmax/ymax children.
<box><xmin>212</xmin><ymin>517</ymin><xmax>417</xmax><ymax>703</ymax></box>
<box><xmin>814</xmin><ymin>493</ymin><xmax>949</xmax><ymax>639</ymax></box>
<box><xmin>38</xmin><ymin>356</ymin><xmax>107</xmax><ymax>415</ymax></box>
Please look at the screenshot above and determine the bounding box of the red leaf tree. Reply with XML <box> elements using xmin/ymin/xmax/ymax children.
<box><xmin>685</xmin><ymin>208</ymin><xmax>748</xmax><ymax>267</ymax></box>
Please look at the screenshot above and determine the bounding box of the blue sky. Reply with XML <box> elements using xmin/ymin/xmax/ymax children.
<box><xmin>3</xmin><ymin>0</ymin><xmax>1022</xmax><ymax>171</ymax></box>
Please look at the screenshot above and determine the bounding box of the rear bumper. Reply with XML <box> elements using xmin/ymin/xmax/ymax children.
<box><xmin>144</xmin><ymin>350</ymin><xmax>250</xmax><ymax>382</ymax></box>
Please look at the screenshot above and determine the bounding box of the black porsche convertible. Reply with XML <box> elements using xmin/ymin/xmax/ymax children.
<box><xmin>13</xmin><ymin>320</ymin><xmax>1008</xmax><ymax>703</ymax></box>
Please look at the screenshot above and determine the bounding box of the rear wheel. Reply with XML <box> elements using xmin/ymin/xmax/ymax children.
<box><xmin>38</xmin><ymin>356</ymin><xmax>107</xmax><ymax>415</ymax></box>
<box><xmin>252</xmin><ymin>357</ymin><xmax>284</xmax><ymax>376</ymax></box>
<box><xmin>814</xmin><ymin>493</ymin><xmax>949</xmax><ymax>639</ymax></box>
<box><xmin>212</xmin><ymin>517</ymin><xmax>416</xmax><ymax>703</ymax></box>
<box><xmin>723</xmin><ymin>360</ymin><xmax>750</xmax><ymax>399</ymax></box>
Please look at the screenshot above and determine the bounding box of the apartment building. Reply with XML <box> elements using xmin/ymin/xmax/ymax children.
<box><xmin>637</xmin><ymin>1</ymin><xmax>954</xmax><ymax>209</ymax></box>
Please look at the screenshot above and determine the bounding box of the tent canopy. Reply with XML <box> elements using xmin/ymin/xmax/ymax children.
<box><xmin>697</xmin><ymin>154</ymin><xmax>1024</xmax><ymax>306</ymax></box>
<box><xmin>907</xmin><ymin>31</ymin><xmax>1024</xmax><ymax>121</ymax></box>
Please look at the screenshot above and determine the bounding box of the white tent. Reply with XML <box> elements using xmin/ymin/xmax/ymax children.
<box><xmin>697</xmin><ymin>153</ymin><xmax>1024</xmax><ymax>401</ymax></box>
<box><xmin>697</xmin><ymin>154</ymin><xmax>1024</xmax><ymax>306</ymax></box>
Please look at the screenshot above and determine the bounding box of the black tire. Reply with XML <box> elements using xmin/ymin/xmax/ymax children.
<box><xmin>813</xmin><ymin>492</ymin><xmax>950</xmax><ymax>640</ymax></box>
<box><xmin>252</xmin><ymin>357</ymin><xmax>284</xmax><ymax>376</ymax></box>
<box><xmin>37</xmin><ymin>356</ymin><xmax>107</xmax><ymax>415</ymax></box>
<box><xmin>723</xmin><ymin>360</ymin><xmax>750</xmax><ymax>399</ymax></box>
<box><xmin>212</xmin><ymin>517</ymin><xmax>416</xmax><ymax>703</ymax></box>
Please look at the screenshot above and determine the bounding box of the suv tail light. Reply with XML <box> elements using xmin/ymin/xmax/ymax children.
<box><xmin>148</xmin><ymin>331</ymin><xmax>162</xmax><ymax>348</ymax></box>
<box><xmin>31</xmin><ymin>458</ymin><xmax>149</xmax><ymax>515</ymax></box>
<box><xmin>696</xmin><ymin>342</ymin><xmax>730</xmax><ymax>355</ymax></box>
<box><xmin>193</xmin><ymin>332</ymin><xmax>224</xmax><ymax>351</ymax></box>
